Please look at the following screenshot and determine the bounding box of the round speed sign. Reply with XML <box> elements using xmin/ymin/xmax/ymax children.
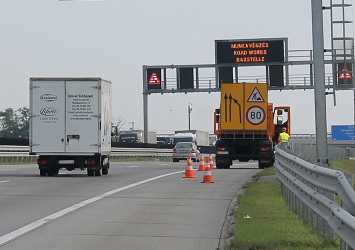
<box><xmin>246</xmin><ymin>105</ymin><xmax>266</xmax><ymax>125</ymax></box>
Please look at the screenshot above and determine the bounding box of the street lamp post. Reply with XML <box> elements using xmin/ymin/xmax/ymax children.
<box><xmin>188</xmin><ymin>103</ymin><xmax>192</xmax><ymax>130</ymax></box>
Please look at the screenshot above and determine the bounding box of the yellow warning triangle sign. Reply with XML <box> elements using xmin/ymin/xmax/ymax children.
<box><xmin>247</xmin><ymin>86</ymin><xmax>265</xmax><ymax>102</ymax></box>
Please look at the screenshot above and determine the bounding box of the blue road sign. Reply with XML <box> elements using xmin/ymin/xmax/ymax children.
<box><xmin>331</xmin><ymin>125</ymin><xmax>355</xmax><ymax>141</ymax></box>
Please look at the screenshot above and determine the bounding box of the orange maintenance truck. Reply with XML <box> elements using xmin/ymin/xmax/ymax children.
<box><xmin>214</xmin><ymin>83</ymin><xmax>290</xmax><ymax>169</ymax></box>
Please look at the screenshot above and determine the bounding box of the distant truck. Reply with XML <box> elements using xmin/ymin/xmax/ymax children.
<box><xmin>29</xmin><ymin>77</ymin><xmax>112</xmax><ymax>177</ymax></box>
<box><xmin>118</xmin><ymin>130</ymin><xmax>157</xmax><ymax>144</ymax></box>
<box><xmin>173</xmin><ymin>130</ymin><xmax>209</xmax><ymax>146</ymax></box>
<box><xmin>209</xmin><ymin>134</ymin><xmax>217</xmax><ymax>146</ymax></box>
<box><xmin>157</xmin><ymin>136</ymin><xmax>173</xmax><ymax>144</ymax></box>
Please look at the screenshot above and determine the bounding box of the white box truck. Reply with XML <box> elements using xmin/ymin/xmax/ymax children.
<box><xmin>173</xmin><ymin>130</ymin><xmax>209</xmax><ymax>146</ymax></box>
<box><xmin>29</xmin><ymin>77</ymin><xmax>112</xmax><ymax>177</ymax></box>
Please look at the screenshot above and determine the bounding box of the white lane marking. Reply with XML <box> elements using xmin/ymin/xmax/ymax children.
<box><xmin>0</xmin><ymin>180</ymin><xmax>10</xmax><ymax>183</ymax></box>
<box><xmin>129</xmin><ymin>166</ymin><xmax>140</xmax><ymax>168</ymax></box>
<box><xmin>0</xmin><ymin>170</ymin><xmax>183</xmax><ymax>246</ymax></box>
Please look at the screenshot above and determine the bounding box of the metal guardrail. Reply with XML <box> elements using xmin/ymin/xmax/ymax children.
<box><xmin>275</xmin><ymin>145</ymin><xmax>355</xmax><ymax>249</ymax></box>
<box><xmin>110</xmin><ymin>147</ymin><xmax>172</xmax><ymax>158</ymax></box>
<box><xmin>0</xmin><ymin>146</ymin><xmax>173</xmax><ymax>163</ymax></box>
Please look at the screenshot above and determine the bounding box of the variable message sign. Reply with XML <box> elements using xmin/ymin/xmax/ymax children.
<box><xmin>215</xmin><ymin>39</ymin><xmax>285</xmax><ymax>64</ymax></box>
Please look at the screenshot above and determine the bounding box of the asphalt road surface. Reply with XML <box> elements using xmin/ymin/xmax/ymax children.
<box><xmin>0</xmin><ymin>161</ymin><xmax>260</xmax><ymax>250</ymax></box>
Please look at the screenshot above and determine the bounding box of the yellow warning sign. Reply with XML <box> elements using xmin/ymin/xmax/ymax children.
<box><xmin>220</xmin><ymin>84</ymin><xmax>244</xmax><ymax>130</ymax></box>
<box><xmin>220</xmin><ymin>83</ymin><xmax>268</xmax><ymax>131</ymax></box>
<box><xmin>244</xmin><ymin>84</ymin><xmax>268</xmax><ymax>130</ymax></box>
<box><xmin>247</xmin><ymin>86</ymin><xmax>265</xmax><ymax>102</ymax></box>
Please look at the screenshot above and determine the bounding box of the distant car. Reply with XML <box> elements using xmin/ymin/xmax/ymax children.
<box><xmin>172</xmin><ymin>142</ymin><xmax>200</xmax><ymax>162</ymax></box>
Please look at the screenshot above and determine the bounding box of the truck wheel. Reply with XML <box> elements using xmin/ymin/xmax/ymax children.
<box><xmin>53</xmin><ymin>168</ymin><xmax>59</xmax><ymax>175</ymax></box>
<box><xmin>102</xmin><ymin>167</ymin><xmax>108</xmax><ymax>175</ymax></box>
<box><xmin>216</xmin><ymin>163</ymin><xmax>228</xmax><ymax>169</ymax></box>
<box><xmin>87</xmin><ymin>169</ymin><xmax>95</xmax><ymax>176</ymax></box>
<box><xmin>95</xmin><ymin>170</ymin><xmax>101</xmax><ymax>176</ymax></box>
<box><xmin>258</xmin><ymin>161</ymin><xmax>267</xmax><ymax>169</ymax></box>
<box><xmin>40</xmin><ymin>169</ymin><xmax>47</xmax><ymax>176</ymax></box>
<box><xmin>47</xmin><ymin>169</ymin><xmax>54</xmax><ymax>176</ymax></box>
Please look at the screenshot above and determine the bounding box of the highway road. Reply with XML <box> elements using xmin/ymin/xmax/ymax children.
<box><xmin>0</xmin><ymin>161</ymin><xmax>260</xmax><ymax>250</ymax></box>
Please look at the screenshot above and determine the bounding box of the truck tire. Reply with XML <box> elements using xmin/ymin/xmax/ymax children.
<box><xmin>40</xmin><ymin>169</ymin><xmax>47</xmax><ymax>177</ymax></box>
<box><xmin>53</xmin><ymin>168</ymin><xmax>59</xmax><ymax>175</ymax></box>
<box><xmin>258</xmin><ymin>162</ymin><xmax>265</xmax><ymax>169</ymax></box>
<box><xmin>47</xmin><ymin>169</ymin><xmax>54</xmax><ymax>176</ymax></box>
<box><xmin>87</xmin><ymin>169</ymin><xmax>95</xmax><ymax>176</ymax></box>
<box><xmin>258</xmin><ymin>161</ymin><xmax>269</xmax><ymax>169</ymax></box>
<box><xmin>225</xmin><ymin>164</ymin><xmax>231</xmax><ymax>169</ymax></box>
<box><xmin>102</xmin><ymin>167</ymin><xmax>108</xmax><ymax>175</ymax></box>
<box><xmin>216</xmin><ymin>163</ymin><xmax>229</xmax><ymax>169</ymax></box>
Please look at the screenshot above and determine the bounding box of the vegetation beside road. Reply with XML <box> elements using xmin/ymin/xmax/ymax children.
<box><xmin>227</xmin><ymin>159</ymin><xmax>355</xmax><ymax>250</ymax></box>
<box><xmin>329</xmin><ymin>159</ymin><xmax>355</xmax><ymax>188</ymax></box>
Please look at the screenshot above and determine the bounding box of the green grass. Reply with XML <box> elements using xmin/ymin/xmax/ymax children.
<box><xmin>228</xmin><ymin>166</ymin><xmax>339</xmax><ymax>250</ymax></box>
<box><xmin>329</xmin><ymin>159</ymin><xmax>355</xmax><ymax>189</ymax></box>
<box><xmin>329</xmin><ymin>159</ymin><xmax>355</xmax><ymax>174</ymax></box>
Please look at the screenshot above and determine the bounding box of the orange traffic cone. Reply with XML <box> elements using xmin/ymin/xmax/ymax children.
<box><xmin>202</xmin><ymin>158</ymin><xmax>214</xmax><ymax>183</ymax></box>
<box><xmin>198</xmin><ymin>154</ymin><xmax>206</xmax><ymax>171</ymax></box>
<box><xmin>209</xmin><ymin>154</ymin><xmax>215</xmax><ymax>170</ymax></box>
<box><xmin>183</xmin><ymin>154</ymin><xmax>196</xmax><ymax>178</ymax></box>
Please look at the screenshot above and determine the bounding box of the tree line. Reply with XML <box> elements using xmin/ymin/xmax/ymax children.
<box><xmin>0</xmin><ymin>107</ymin><xmax>29</xmax><ymax>138</ymax></box>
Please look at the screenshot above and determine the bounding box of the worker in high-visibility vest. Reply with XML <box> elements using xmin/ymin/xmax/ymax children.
<box><xmin>278</xmin><ymin>127</ymin><xmax>290</xmax><ymax>143</ymax></box>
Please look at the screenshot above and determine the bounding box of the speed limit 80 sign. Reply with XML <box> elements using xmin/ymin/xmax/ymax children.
<box><xmin>246</xmin><ymin>105</ymin><xmax>266</xmax><ymax>126</ymax></box>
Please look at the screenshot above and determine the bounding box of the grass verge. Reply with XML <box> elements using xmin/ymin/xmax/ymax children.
<box><xmin>227</xmin><ymin>166</ymin><xmax>340</xmax><ymax>250</ymax></box>
<box><xmin>329</xmin><ymin>159</ymin><xmax>355</xmax><ymax>189</ymax></box>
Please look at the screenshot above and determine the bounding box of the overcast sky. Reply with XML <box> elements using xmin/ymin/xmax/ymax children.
<box><xmin>0</xmin><ymin>0</ymin><xmax>354</xmax><ymax>135</ymax></box>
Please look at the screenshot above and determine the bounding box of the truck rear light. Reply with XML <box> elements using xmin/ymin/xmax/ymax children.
<box><xmin>85</xmin><ymin>159</ymin><xmax>96</xmax><ymax>165</ymax></box>
<box><xmin>261</xmin><ymin>147</ymin><xmax>270</xmax><ymax>152</ymax></box>
<box><xmin>217</xmin><ymin>146</ymin><xmax>229</xmax><ymax>155</ymax></box>
<box><xmin>37</xmin><ymin>159</ymin><xmax>47</xmax><ymax>165</ymax></box>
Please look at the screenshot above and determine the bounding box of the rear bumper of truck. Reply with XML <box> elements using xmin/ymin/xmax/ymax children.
<box><xmin>37</xmin><ymin>154</ymin><xmax>109</xmax><ymax>170</ymax></box>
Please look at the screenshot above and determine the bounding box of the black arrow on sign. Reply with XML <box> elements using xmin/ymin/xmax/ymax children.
<box><xmin>224</xmin><ymin>93</ymin><xmax>242</xmax><ymax>124</ymax></box>
<box><xmin>233</xmin><ymin>98</ymin><xmax>242</xmax><ymax>123</ymax></box>
<box><xmin>224</xmin><ymin>94</ymin><xmax>228</xmax><ymax>122</ymax></box>
<box><xmin>229</xmin><ymin>94</ymin><xmax>233</xmax><ymax>122</ymax></box>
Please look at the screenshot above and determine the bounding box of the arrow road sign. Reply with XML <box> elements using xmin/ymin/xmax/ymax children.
<box><xmin>224</xmin><ymin>93</ymin><xmax>241</xmax><ymax>123</ymax></box>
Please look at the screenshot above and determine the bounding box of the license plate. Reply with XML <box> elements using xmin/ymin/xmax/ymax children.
<box><xmin>59</xmin><ymin>160</ymin><xmax>74</xmax><ymax>164</ymax></box>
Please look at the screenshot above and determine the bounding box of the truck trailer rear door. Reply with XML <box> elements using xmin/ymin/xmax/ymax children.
<box><xmin>30</xmin><ymin>80</ymin><xmax>66</xmax><ymax>153</ymax></box>
<box><xmin>65</xmin><ymin>80</ymin><xmax>99</xmax><ymax>153</ymax></box>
